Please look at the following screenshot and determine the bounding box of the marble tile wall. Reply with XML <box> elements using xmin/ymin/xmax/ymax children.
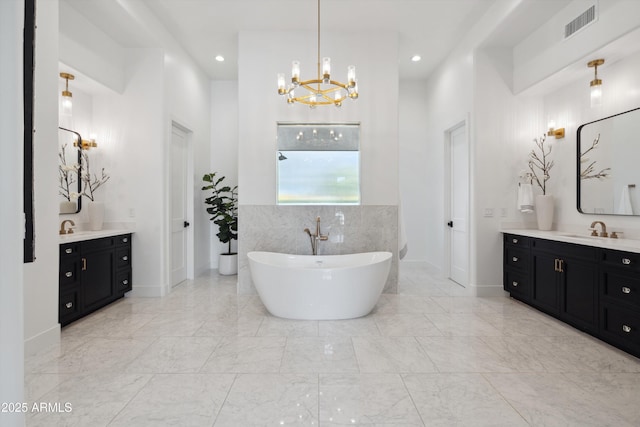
<box><xmin>238</xmin><ymin>205</ymin><xmax>399</xmax><ymax>294</ymax></box>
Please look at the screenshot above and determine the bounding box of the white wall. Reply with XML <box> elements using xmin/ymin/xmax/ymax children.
<box><xmin>0</xmin><ymin>1</ymin><xmax>25</xmax><ymax>424</ymax></box>
<box><xmin>399</xmin><ymin>80</ymin><xmax>429</xmax><ymax>261</ymax></box>
<box><xmin>24</xmin><ymin>0</ymin><xmax>61</xmax><ymax>354</ymax></box>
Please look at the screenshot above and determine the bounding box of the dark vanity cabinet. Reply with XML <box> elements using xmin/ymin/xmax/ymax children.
<box><xmin>504</xmin><ymin>233</ymin><xmax>638</xmax><ymax>358</ymax></box>
<box><xmin>59</xmin><ymin>234</ymin><xmax>132</xmax><ymax>326</ymax></box>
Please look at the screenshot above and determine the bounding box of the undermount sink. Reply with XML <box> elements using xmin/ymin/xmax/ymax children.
<box><xmin>557</xmin><ymin>232</ymin><xmax>606</xmax><ymax>241</ymax></box>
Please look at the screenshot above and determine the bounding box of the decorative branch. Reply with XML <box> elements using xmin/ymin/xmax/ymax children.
<box><xmin>81</xmin><ymin>150</ymin><xmax>110</xmax><ymax>202</ymax></box>
<box><xmin>58</xmin><ymin>143</ymin><xmax>79</xmax><ymax>201</ymax></box>
<box><xmin>528</xmin><ymin>134</ymin><xmax>554</xmax><ymax>195</ymax></box>
<box><xmin>580</xmin><ymin>133</ymin><xmax>611</xmax><ymax>180</ymax></box>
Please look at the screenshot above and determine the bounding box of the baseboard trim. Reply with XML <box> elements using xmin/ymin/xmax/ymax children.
<box><xmin>469</xmin><ymin>283</ymin><xmax>507</xmax><ymax>297</ymax></box>
<box><xmin>24</xmin><ymin>324</ymin><xmax>60</xmax><ymax>356</ymax></box>
<box><xmin>128</xmin><ymin>285</ymin><xmax>165</xmax><ymax>298</ymax></box>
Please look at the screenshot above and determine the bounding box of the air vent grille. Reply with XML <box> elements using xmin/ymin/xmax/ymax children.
<box><xmin>564</xmin><ymin>4</ymin><xmax>597</xmax><ymax>39</ymax></box>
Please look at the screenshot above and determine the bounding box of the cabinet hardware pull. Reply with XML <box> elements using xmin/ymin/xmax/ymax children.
<box><xmin>622</xmin><ymin>325</ymin><xmax>632</xmax><ymax>333</ymax></box>
<box><xmin>65</xmin><ymin>248</ymin><xmax>72</xmax><ymax>254</ymax></box>
<box><xmin>122</xmin><ymin>279</ymin><xmax>129</xmax><ymax>285</ymax></box>
<box><xmin>122</xmin><ymin>256</ymin><xmax>128</xmax><ymax>261</ymax></box>
<box><xmin>65</xmin><ymin>302</ymin><xmax>73</xmax><ymax>309</ymax></box>
<box><xmin>122</xmin><ymin>237</ymin><xmax>128</xmax><ymax>243</ymax></box>
<box><xmin>622</xmin><ymin>287</ymin><xmax>631</xmax><ymax>294</ymax></box>
<box><xmin>512</xmin><ymin>238</ymin><xmax>518</xmax><ymax>244</ymax></box>
<box><xmin>512</xmin><ymin>281</ymin><xmax>518</xmax><ymax>287</ymax></box>
<box><xmin>82</xmin><ymin>258</ymin><xmax>87</xmax><ymax>271</ymax></box>
<box><xmin>512</xmin><ymin>256</ymin><xmax>518</xmax><ymax>262</ymax></box>
<box><xmin>558</xmin><ymin>259</ymin><xmax>564</xmax><ymax>273</ymax></box>
<box><xmin>65</xmin><ymin>271</ymin><xmax>72</xmax><ymax>278</ymax></box>
<box><xmin>622</xmin><ymin>258</ymin><xmax>632</xmax><ymax>265</ymax></box>
<box><xmin>554</xmin><ymin>259</ymin><xmax>559</xmax><ymax>272</ymax></box>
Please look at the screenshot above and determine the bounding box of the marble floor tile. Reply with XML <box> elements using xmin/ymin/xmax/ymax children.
<box><xmin>214</xmin><ymin>373</ymin><xmax>318</xmax><ymax>426</ymax></box>
<box><xmin>26</xmin><ymin>372</ymin><xmax>151</xmax><ymax>427</ymax></box>
<box><xmin>109</xmin><ymin>373</ymin><xmax>235</xmax><ymax>427</ymax></box>
<box><xmin>374</xmin><ymin>313</ymin><xmax>443</xmax><ymax>337</ymax></box>
<box><xmin>425</xmin><ymin>312</ymin><xmax>504</xmax><ymax>336</ymax></box>
<box><xmin>318</xmin><ymin>317</ymin><xmax>381</xmax><ymax>337</ymax></box>
<box><xmin>281</xmin><ymin>337</ymin><xmax>360</xmax><ymax>373</ymax></box>
<box><xmin>256</xmin><ymin>317</ymin><xmax>319</xmax><ymax>337</ymax></box>
<box><xmin>200</xmin><ymin>336</ymin><xmax>286</xmax><ymax>373</ymax></box>
<box><xmin>416</xmin><ymin>336</ymin><xmax>515</xmax><ymax>373</ymax></box>
<box><xmin>125</xmin><ymin>336</ymin><xmax>221</xmax><ymax>374</ymax></box>
<box><xmin>319</xmin><ymin>373</ymin><xmax>423</xmax><ymax>425</ymax></box>
<box><xmin>484</xmin><ymin>372</ymin><xmax>635</xmax><ymax>426</ymax></box>
<box><xmin>23</xmin><ymin>265</ymin><xmax>640</xmax><ymax>425</ymax></box>
<box><xmin>352</xmin><ymin>337</ymin><xmax>437</xmax><ymax>373</ymax></box>
<box><xmin>403</xmin><ymin>373</ymin><xmax>528</xmax><ymax>426</ymax></box>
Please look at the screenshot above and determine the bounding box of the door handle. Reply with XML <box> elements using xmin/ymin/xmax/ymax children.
<box><xmin>447</xmin><ymin>221</ymin><xmax>453</xmax><ymax>228</ymax></box>
<box><xmin>184</xmin><ymin>221</ymin><xmax>190</xmax><ymax>228</ymax></box>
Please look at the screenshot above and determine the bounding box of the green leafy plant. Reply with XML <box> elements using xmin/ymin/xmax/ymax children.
<box><xmin>202</xmin><ymin>173</ymin><xmax>238</xmax><ymax>255</ymax></box>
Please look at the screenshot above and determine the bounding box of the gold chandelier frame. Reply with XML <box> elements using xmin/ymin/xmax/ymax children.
<box><xmin>277</xmin><ymin>0</ymin><xmax>358</xmax><ymax>107</ymax></box>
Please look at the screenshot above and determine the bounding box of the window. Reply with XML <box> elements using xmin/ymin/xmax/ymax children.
<box><xmin>277</xmin><ymin>123</ymin><xmax>360</xmax><ymax>205</ymax></box>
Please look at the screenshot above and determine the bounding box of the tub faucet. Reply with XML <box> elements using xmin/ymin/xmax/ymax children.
<box><xmin>304</xmin><ymin>216</ymin><xmax>328</xmax><ymax>255</ymax></box>
<box><xmin>590</xmin><ymin>220</ymin><xmax>608</xmax><ymax>237</ymax></box>
<box><xmin>59</xmin><ymin>219</ymin><xmax>75</xmax><ymax>235</ymax></box>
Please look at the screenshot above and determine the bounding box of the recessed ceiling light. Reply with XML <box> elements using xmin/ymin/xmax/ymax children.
<box><xmin>215</xmin><ymin>55</ymin><xmax>225</xmax><ymax>62</ymax></box>
<box><xmin>411</xmin><ymin>55</ymin><xmax>422</xmax><ymax>62</ymax></box>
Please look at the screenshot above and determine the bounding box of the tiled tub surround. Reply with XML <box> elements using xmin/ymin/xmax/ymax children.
<box><xmin>238</xmin><ymin>205</ymin><xmax>399</xmax><ymax>294</ymax></box>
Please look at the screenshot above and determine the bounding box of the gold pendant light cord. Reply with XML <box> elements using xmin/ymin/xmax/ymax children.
<box><xmin>317</xmin><ymin>0</ymin><xmax>321</xmax><ymax>91</ymax></box>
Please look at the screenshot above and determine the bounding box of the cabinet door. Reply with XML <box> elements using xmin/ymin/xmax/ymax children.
<box><xmin>560</xmin><ymin>257</ymin><xmax>598</xmax><ymax>332</ymax></box>
<box><xmin>532</xmin><ymin>251</ymin><xmax>559</xmax><ymax>314</ymax></box>
<box><xmin>82</xmin><ymin>250</ymin><xmax>114</xmax><ymax>312</ymax></box>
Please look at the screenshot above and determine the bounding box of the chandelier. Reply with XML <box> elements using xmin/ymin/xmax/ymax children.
<box><xmin>277</xmin><ymin>0</ymin><xmax>358</xmax><ymax>108</ymax></box>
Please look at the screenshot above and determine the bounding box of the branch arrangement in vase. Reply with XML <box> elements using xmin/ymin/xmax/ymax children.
<box><xmin>528</xmin><ymin>134</ymin><xmax>554</xmax><ymax>195</ymax></box>
<box><xmin>81</xmin><ymin>150</ymin><xmax>110</xmax><ymax>201</ymax></box>
<box><xmin>58</xmin><ymin>143</ymin><xmax>80</xmax><ymax>201</ymax></box>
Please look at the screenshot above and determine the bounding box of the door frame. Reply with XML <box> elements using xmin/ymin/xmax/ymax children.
<box><xmin>167</xmin><ymin>120</ymin><xmax>195</xmax><ymax>290</ymax></box>
<box><xmin>443</xmin><ymin>116</ymin><xmax>470</xmax><ymax>287</ymax></box>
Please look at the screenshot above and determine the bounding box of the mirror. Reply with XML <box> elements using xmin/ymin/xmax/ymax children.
<box><xmin>58</xmin><ymin>127</ymin><xmax>83</xmax><ymax>214</ymax></box>
<box><xmin>577</xmin><ymin>107</ymin><xmax>640</xmax><ymax>215</ymax></box>
<box><xmin>277</xmin><ymin>123</ymin><xmax>360</xmax><ymax>205</ymax></box>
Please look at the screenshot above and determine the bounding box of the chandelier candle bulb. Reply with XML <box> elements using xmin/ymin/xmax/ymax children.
<box><xmin>322</xmin><ymin>57</ymin><xmax>331</xmax><ymax>82</ymax></box>
<box><xmin>277</xmin><ymin>73</ymin><xmax>286</xmax><ymax>93</ymax></box>
<box><xmin>347</xmin><ymin>65</ymin><xmax>356</xmax><ymax>86</ymax></box>
<box><xmin>291</xmin><ymin>60</ymin><xmax>301</xmax><ymax>85</ymax></box>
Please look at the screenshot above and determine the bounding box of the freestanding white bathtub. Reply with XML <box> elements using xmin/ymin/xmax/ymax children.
<box><xmin>247</xmin><ymin>251</ymin><xmax>392</xmax><ymax>320</ymax></box>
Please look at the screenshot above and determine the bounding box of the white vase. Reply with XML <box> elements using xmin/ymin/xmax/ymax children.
<box><xmin>59</xmin><ymin>201</ymin><xmax>76</xmax><ymax>214</ymax></box>
<box><xmin>535</xmin><ymin>194</ymin><xmax>554</xmax><ymax>231</ymax></box>
<box><xmin>218</xmin><ymin>253</ymin><xmax>238</xmax><ymax>275</ymax></box>
<box><xmin>87</xmin><ymin>201</ymin><xmax>105</xmax><ymax>231</ymax></box>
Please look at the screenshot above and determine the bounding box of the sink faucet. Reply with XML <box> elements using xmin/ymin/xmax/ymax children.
<box><xmin>590</xmin><ymin>221</ymin><xmax>608</xmax><ymax>237</ymax></box>
<box><xmin>304</xmin><ymin>216</ymin><xmax>328</xmax><ymax>255</ymax></box>
<box><xmin>59</xmin><ymin>219</ymin><xmax>76</xmax><ymax>235</ymax></box>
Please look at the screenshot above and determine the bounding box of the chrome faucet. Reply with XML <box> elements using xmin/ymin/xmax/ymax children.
<box><xmin>590</xmin><ymin>221</ymin><xmax>608</xmax><ymax>237</ymax></box>
<box><xmin>59</xmin><ymin>219</ymin><xmax>75</xmax><ymax>235</ymax></box>
<box><xmin>304</xmin><ymin>216</ymin><xmax>328</xmax><ymax>255</ymax></box>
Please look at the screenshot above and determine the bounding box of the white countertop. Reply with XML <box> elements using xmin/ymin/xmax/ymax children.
<box><xmin>501</xmin><ymin>229</ymin><xmax>640</xmax><ymax>253</ymax></box>
<box><xmin>59</xmin><ymin>228</ymin><xmax>133</xmax><ymax>244</ymax></box>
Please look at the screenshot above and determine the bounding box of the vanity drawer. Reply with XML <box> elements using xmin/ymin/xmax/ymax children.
<box><xmin>504</xmin><ymin>270</ymin><xmax>529</xmax><ymax>297</ymax></box>
<box><xmin>116</xmin><ymin>234</ymin><xmax>131</xmax><ymax>247</ymax></box>
<box><xmin>59</xmin><ymin>260</ymin><xmax>79</xmax><ymax>287</ymax></box>
<box><xmin>601</xmin><ymin>249</ymin><xmax>640</xmax><ymax>272</ymax></box>
<box><xmin>601</xmin><ymin>304</ymin><xmax>640</xmax><ymax>350</ymax></box>
<box><xmin>116</xmin><ymin>270</ymin><xmax>132</xmax><ymax>294</ymax></box>
<box><xmin>602</xmin><ymin>269</ymin><xmax>640</xmax><ymax>309</ymax></box>
<box><xmin>59</xmin><ymin>290</ymin><xmax>80</xmax><ymax>325</ymax></box>
<box><xmin>60</xmin><ymin>243</ymin><xmax>79</xmax><ymax>258</ymax></box>
<box><xmin>505</xmin><ymin>247</ymin><xmax>529</xmax><ymax>272</ymax></box>
<box><xmin>504</xmin><ymin>234</ymin><xmax>529</xmax><ymax>249</ymax></box>
<box><xmin>116</xmin><ymin>247</ymin><xmax>131</xmax><ymax>269</ymax></box>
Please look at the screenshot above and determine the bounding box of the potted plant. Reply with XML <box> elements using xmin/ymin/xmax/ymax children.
<box><xmin>202</xmin><ymin>172</ymin><xmax>238</xmax><ymax>275</ymax></box>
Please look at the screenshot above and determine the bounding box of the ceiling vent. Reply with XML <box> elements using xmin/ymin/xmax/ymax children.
<box><xmin>564</xmin><ymin>4</ymin><xmax>598</xmax><ymax>39</ymax></box>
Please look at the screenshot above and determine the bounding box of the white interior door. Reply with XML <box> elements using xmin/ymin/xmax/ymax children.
<box><xmin>170</xmin><ymin>125</ymin><xmax>188</xmax><ymax>287</ymax></box>
<box><xmin>448</xmin><ymin>123</ymin><xmax>469</xmax><ymax>286</ymax></box>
